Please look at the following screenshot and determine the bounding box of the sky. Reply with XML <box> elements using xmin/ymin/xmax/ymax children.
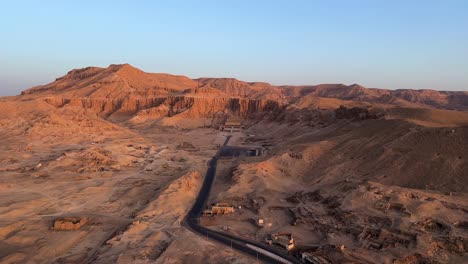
<box><xmin>1</xmin><ymin>0</ymin><xmax>467</xmax><ymax>96</ymax></box>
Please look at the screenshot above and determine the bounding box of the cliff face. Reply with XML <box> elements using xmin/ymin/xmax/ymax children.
<box><xmin>20</xmin><ymin>64</ymin><xmax>287</xmax><ymax>122</ymax></box>
<box><xmin>283</xmin><ymin>84</ymin><xmax>468</xmax><ymax>110</ymax></box>
<box><xmin>20</xmin><ymin>64</ymin><xmax>468</xmax><ymax>118</ymax></box>
<box><xmin>22</xmin><ymin>64</ymin><xmax>200</xmax><ymax>99</ymax></box>
<box><xmin>42</xmin><ymin>96</ymin><xmax>284</xmax><ymax>121</ymax></box>
<box><xmin>21</xmin><ymin>64</ymin><xmax>282</xmax><ymax>101</ymax></box>
<box><xmin>195</xmin><ymin>78</ymin><xmax>283</xmax><ymax>100</ymax></box>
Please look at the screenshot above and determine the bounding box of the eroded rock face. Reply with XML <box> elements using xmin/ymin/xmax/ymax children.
<box><xmin>42</xmin><ymin>96</ymin><xmax>285</xmax><ymax>121</ymax></box>
<box><xmin>284</xmin><ymin>84</ymin><xmax>468</xmax><ymax>110</ymax></box>
<box><xmin>21</xmin><ymin>64</ymin><xmax>468</xmax><ymax>111</ymax></box>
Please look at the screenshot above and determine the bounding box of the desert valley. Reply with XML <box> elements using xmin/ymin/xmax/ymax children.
<box><xmin>0</xmin><ymin>64</ymin><xmax>467</xmax><ymax>264</ymax></box>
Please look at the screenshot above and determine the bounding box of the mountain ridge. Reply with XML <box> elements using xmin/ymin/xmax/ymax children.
<box><xmin>19</xmin><ymin>64</ymin><xmax>468</xmax><ymax>111</ymax></box>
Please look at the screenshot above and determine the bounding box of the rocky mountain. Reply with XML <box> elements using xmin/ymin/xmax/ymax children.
<box><xmin>283</xmin><ymin>84</ymin><xmax>468</xmax><ymax>110</ymax></box>
<box><xmin>18</xmin><ymin>64</ymin><xmax>468</xmax><ymax>124</ymax></box>
<box><xmin>22</xmin><ymin>64</ymin><xmax>468</xmax><ymax>110</ymax></box>
<box><xmin>20</xmin><ymin>64</ymin><xmax>286</xmax><ymax>121</ymax></box>
<box><xmin>22</xmin><ymin>64</ymin><xmax>283</xmax><ymax>100</ymax></box>
<box><xmin>2</xmin><ymin>63</ymin><xmax>468</xmax><ymax>264</ymax></box>
<box><xmin>22</xmin><ymin>64</ymin><xmax>199</xmax><ymax>98</ymax></box>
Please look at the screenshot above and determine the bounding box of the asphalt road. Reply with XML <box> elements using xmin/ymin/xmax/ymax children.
<box><xmin>182</xmin><ymin>136</ymin><xmax>302</xmax><ymax>264</ymax></box>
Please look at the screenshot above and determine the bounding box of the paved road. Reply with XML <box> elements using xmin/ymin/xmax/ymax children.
<box><xmin>182</xmin><ymin>136</ymin><xmax>302</xmax><ymax>264</ymax></box>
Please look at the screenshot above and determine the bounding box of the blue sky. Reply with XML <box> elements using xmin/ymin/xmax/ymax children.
<box><xmin>1</xmin><ymin>0</ymin><xmax>467</xmax><ymax>95</ymax></box>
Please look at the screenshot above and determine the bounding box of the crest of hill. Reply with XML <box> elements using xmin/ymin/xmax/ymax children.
<box><xmin>22</xmin><ymin>64</ymin><xmax>199</xmax><ymax>99</ymax></box>
<box><xmin>283</xmin><ymin>84</ymin><xmax>468</xmax><ymax>110</ymax></box>
<box><xmin>19</xmin><ymin>64</ymin><xmax>468</xmax><ymax>110</ymax></box>
<box><xmin>195</xmin><ymin>78</ymin><xmax>283</xmax><ymax>100</ymax></box>
<box><xmin>21</xmin><ymin>64</ymin><xmax>282</xmax><ymax>100</ymax></box>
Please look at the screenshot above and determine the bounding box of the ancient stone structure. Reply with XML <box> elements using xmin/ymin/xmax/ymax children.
<box><xmin>52</xmin><ymin>217</ymin><xmax>89</xmax><ymax>231</ymax></box>
<box><xmin>211</xmin><ymin>203</ymin><xmax>235</xmax><ymax>214</ymax></box>
<box><xmin>220</xmin><ymin>119</ymin><xmax>244</xmax><ymax>132</ymax></box>
<box><xmin>265</xmin><ymin>233</ymin><xmax>295</xmax><ymax>250</ymax></box>
<box><xmin>203</xmin><ymin>203</ymin><xmax>235</xmax><ymax>216</ymax></box>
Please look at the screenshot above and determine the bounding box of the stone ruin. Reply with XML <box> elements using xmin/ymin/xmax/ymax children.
<box><xmin>52</xmin><ymin>217</ymin><xmax>89</xmax><ymax>231</ymax></box>
<box><xmin>334</xmin><ymin>105</ymin><xmax>383</xmax><ymax>120</ymax></box>
<box><xmin>176</xmin><ymin>142</ymin><xmax>199</xmax><ymax>152</ymax></box>
<box><xmin>358</xmin><ymin>227</ymin><xmax>417</xmax><ymax>250</ymax></box>
<box><xmin>288</xmin><ymin>151</ymin><xmax>303</xmax><ymax>159</ymax></box>
<box><xmin>413</xmin><ymin>217</ymin><xmax>451</xmax><ymax>233</ymax></box>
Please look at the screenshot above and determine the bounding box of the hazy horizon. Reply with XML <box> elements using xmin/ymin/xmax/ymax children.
<box><xmin>1</xmin><ymin>0</ymin><xmax>467</xmax><ymax>96</ymax></box>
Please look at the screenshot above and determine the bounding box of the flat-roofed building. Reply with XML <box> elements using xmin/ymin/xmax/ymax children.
<box><xmin>203</xmin><ymin>202</ymin><xmax>235</xmax><ymax>215</ymax></box>
<box><xmin>221</xmin><ymin>119</ymin><xmax>244</xmax><ymax>132</ymax></box>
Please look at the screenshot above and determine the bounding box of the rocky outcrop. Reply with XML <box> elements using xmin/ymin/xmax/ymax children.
<box><xmin>283</xmin><ymin>84</ymin><xmax>468</xmax><ymax>110</ymax></box>
<box><xmin>20</xmin><ymin>64</ymin><xmax>468</xmax><ymax>117</ymax></box>
<box><xmin>21</xmin><ymin>64</ymin><xmax>282</xmax><ymax>101</ymax></box>
<box><xmin>196</xmin><ymin>78</ymin><xmax>283</xmax><ymax>100</ymax></box>
<box><xmin>42</xmin><ymin>96</ymin><xmax>285</xmax><ymax>121</ymax></box>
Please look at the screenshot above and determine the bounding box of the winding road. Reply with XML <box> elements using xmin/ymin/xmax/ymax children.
<box><xmin>182</xmin><ymin>135</ymin><xmax>302</xmax><ymax>264</ymax></box>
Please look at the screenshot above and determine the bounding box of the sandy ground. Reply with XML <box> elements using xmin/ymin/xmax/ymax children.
<box><xmin>0</xmin><ymin>96</ymin><xmax>467</xmax><ymax>264</ymax></box>
<box><xmin>0</xmin><ymin>105</ymin><xmax>252</xmax><ymax>264</ymax></box>
<box><xmin>202</xmin><ymin>120</ymin><xmax>468</xmax><ymax>264</ymax></box>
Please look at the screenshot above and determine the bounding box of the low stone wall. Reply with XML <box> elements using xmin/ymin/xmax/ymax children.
<box><xmin>52</xmin><ymin>217</ymin><xmax>89</xmax><ymax>231</ymax></box>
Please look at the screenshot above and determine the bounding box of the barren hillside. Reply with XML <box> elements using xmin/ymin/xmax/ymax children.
<box><xmin>0</xmin><ymin>64</ymin><xmax>467</xmax><ymax>264</ymax></box>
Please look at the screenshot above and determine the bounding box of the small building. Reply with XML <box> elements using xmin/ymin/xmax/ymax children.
<box><xmin>203</xmin><ymin>203</ymin><xmax>235</xmax><ymax>216</ymax></box>
<box><xmin>265</xmin><ymin>233</ymin><xmax>295</xmax><ymax>250</ymax></box>
<box><xmin>221</xmin><ymin>119</ymin><xmax>244</xmax><ymax>133</ymax></box>
<box><xmin>246</xmin><ymin>148</ymin><xmax>262</xmax><ymax>156</ymax></box>
<box><xmin>258</xmin><ymin>218</ymin><xmax>264</xmax><ymax>227</ymax></box>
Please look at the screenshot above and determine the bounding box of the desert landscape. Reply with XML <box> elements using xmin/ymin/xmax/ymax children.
<box><xmin>0</xmin><ymin>64</ymin><xmax>466</xmax><ymax>264</ymax></box>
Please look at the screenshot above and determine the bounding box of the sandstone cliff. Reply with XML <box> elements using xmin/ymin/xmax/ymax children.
<box><xmin>20</xmin><ymin>64</ymin><xmax>468</xmax><ymax>122</ymax></box>
<box><xmin>40</xmin><ymin>96</ymin><xmax>284</xmax><ymax>122</ymax></box>
<box><xmin>283</xmin><ymin>84</ymin><xmax>468</xmax><ymax>110</ymax></box>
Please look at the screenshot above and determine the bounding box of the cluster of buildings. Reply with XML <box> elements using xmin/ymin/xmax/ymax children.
<box><xmin>203</xmin><ymin>202</ymin><xmax>236</xmax><ymax>216</ymax></box>
<box><xmin>201</xmin><ymin>200</ymin><xmax>335</xmax><ymax>263</ymax></box>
